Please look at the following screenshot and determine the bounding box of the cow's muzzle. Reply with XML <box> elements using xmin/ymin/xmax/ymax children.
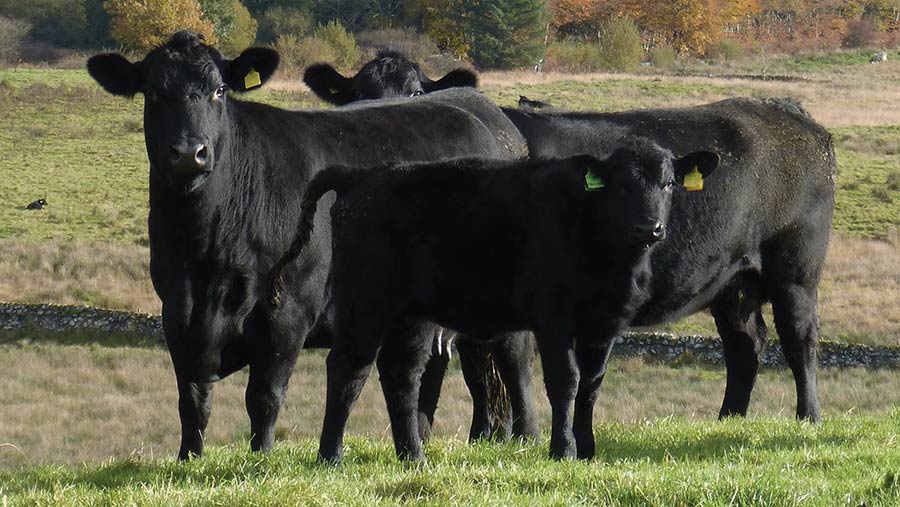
<box><xmin>170</xmin><ymin>143</ymin><xmax>209</xmax><ymax>173</ymax></box>
<box><xmin>634</xmin><ymin>221</ymin><xmax>666</xmax><ymax>243</ymax></box>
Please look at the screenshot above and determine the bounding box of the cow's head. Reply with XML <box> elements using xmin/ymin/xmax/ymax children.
<box><xmin>304</xmin><ymin>50</ymin><xmax>477</xmax><ymax>105</ymax></box>
<box><xmin>87</xmin><ymin>31</ymin><xmax>279</xmax><ymax>193</ymax></box>
<box><xmin>567</xmin><ymin>139</ymin><xmax>720</xmax><ymax>248</ymax></box>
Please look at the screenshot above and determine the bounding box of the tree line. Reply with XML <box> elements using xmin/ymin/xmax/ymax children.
<box><xmin>1</xmin><ymin>0</ymin><xmax>898</xmax><ymax>70</ymax></box>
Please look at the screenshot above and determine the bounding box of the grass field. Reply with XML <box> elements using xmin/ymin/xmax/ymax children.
<box><xmin>1</xmin><ymin>53</ymin><xmax>899</xmax><ymax>504</ymax></box>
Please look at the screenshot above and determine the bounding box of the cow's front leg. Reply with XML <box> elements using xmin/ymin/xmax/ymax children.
<box><xmin>534</xmin><ymin>326</ymin><xmax>578</xmax><ymax>460</ymax></box>
<box><xmin>176</xmin><ymin>377</ymin><xmax>214</xmax><ymax>460</ymax></box>
<box><xmin>572</xmin><ymin>336</ymin><xmax>616</xmax><ymax>460</ymax></box>
<box><xmin>377</xmin><ymin>322</ymin><xmax>433</xmax><ymax>462</ymax></box>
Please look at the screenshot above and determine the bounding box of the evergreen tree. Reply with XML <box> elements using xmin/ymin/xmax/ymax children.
<box><xmin>464</xmin><ymin>0</ymin><xmax>548</xmax><ymax>69</ymax></box>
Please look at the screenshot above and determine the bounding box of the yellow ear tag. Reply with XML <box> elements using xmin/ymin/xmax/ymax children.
<box><xmin>244</xmin><ymin>68</ymin><xmax>262</xmax><ymax>89</ymax></box>
<box><xmin>683</xmin><ymin>166</ymin><xmax>704</xmax><ymax>192</ymax></box>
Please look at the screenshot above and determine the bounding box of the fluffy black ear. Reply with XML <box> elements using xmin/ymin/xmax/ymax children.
<box><xmin>303</xmin><ymin>63</ymin><xmax>356</xmax><ymax>105</ymax></box>
<box><xmin>564</xmin><ymin>153</ymin><xmax>610</xmax><ymax>191</ymax></box>
<box><xmin>673</xmin><ymin>151</ymin><xmax>720</xmax><ymax>187</ymax></box>
<box><xmin>424</xmin><ymin>68</ymin><xmax>478</xmax><ymax>92</ymax></box>
<box><xmin>225</xmin><ymin>47</ymin><xmax>280</xmax><ymax>93</ymax></box>
<box><xmin>87</xmin><ymin>53</ymin><xmax>143</xmax><ymax>97</ymax></box>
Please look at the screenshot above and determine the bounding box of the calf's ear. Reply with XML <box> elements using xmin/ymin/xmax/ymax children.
<box><xmin>565</xmin><ymin>154</ymin><xmax>610</xmax><ymax>191</ymax></box>
<box><xmin>226</xmin><ymin>47</ymin><xmax>280</xmax><ymax>93</ymax></box>
<box><xmin>673</xmin><ymin>151</ymin><xmax>720</xmax><ymax>187</ymax></box>
<box><xmin>87</xmin><ymin>53</ymin><xmax>143</xmax><ymax>97</ymax></box>
<box><xmin>303</xmin><ymin>64</ymin><xmax>356</xmax><ymax>105</ymax></box>
<box><xmin>423</xmin><ymin>68</ymin><xmax>478</xmax><ymax>93</ymax></box>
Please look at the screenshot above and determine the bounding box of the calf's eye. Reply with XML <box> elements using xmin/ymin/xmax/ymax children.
<box><xmin>213</xmin><ymin>85</ymin><xmax>228</xmax><ymax>99</ymax></box>
<box><xmin>410</xmin><ymin>90</ymin><xmax>424</xmax><ymax>97</ymax></box>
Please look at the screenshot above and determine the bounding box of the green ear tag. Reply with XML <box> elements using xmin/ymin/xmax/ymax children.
<box><xmin>584</xmin><ymin>169</ymin><xmax>605</xmax><ymax>191</ymax></box>
<box><xmin>244</xmin><ymin>68</ymin><xmax>262</xmax><ymax>89</ymax></box>
<box><xmin>328</xmin><ymin>87</ymin><xmax>339</xmax><ymax>95</ymax></box>
<box><xmin>683</xmin><ymin>166</ymin><xmax>704</xmax><ymax>192</ymax></box>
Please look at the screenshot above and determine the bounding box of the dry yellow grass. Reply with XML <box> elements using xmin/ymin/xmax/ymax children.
<box><xmin>2</xmin><ymin>232</ymin><xmax>895</xmax><ymax>344</ymax></box>
<box><xmin>2</xmin><ymin>342</ymin><xmax>899</xmax><ymax>469</ymax></box>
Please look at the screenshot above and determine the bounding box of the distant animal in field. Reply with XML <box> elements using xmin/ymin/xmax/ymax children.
<box><xmin>871</xmin><ymin>52</ymin><xmax>888</xmax><ymax>64</ymax></box>
<box><xmin>26</xmin><ymin>198</ymin><xmax>47</xmax><ymax>210</ymax></box>
<box><xmin>518</xmin><ymin>95</ymin><xmax>551</xmax><ymax>110</ymax></box>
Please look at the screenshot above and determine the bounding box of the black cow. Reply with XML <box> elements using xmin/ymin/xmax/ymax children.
<box><xmin>86</xmin><ymin>31</ymin><xmax>527</xmax><ymax>460</ymax></box>
<box><xmin>518</xmin><ymin>95</ymin><xmax>552</xmax><ymax>110</ymax></box>
<box><xmin>275</xmin><ymin>143</ymin><xmax>720</xmax><ymax>462</ymax></box>
<box><xmin>304</xmin><ymin>50</ymin><xmax>478</xmax><ymax>106</ymax></box>
<box><xmin>304</xmin><ymin>54</ymin><xmax>837</xmax><ymax>434</ymax></box>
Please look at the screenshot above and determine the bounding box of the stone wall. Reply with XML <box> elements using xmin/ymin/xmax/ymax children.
<box><xmin>1</xmin><ymin>303</ymin><xmax>897</xmax><ymax>369</ymax></box>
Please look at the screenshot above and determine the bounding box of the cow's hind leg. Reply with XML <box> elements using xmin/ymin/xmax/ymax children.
<box><xmin>494</xmin><ymin>332</ymin><xmax>540</xmax><ymax>440</ymax></box>
<box><xmin>318</xmin><ymin>321</ymin><xmax>380</xmax><ymax>464</ymax></box>
<box><xmin>176</xmin><ymin>378</ymin><xmax>214</xmax><ymax>460</ymax></box>
<box><xmin>377</xmin><ymin>321</ymin><xmax>433</xmax><ymax>462</ymax></box>
<box><xmin>457</xmin><ymin>338</ymin><xmax>500</xmax><ymax>441</ymax></box>
<box><xmin>710</xmin><ymin>273</ymin><xmax>768</xmax><ymax>419</ymax></box>
<box><xmin>245</xmin><ymin>339</ymin><xmax>304</xmax><ymax>453</ymax></box>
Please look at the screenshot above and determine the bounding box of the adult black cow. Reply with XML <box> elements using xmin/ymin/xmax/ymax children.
<box><xmin>304</xmin><ymin>50</ymin><xmax>478</xmax><ymax>105</ymax></box>
<box><xmin>305</xmin><ymin>55</ymin><xmax>837</xmax><ymax>433</ymax></box>
<box><xmin>86</xmin><ymin>31</ymin><xmax>527</xmax><ymax>460</ymax></box>
<box><xmin>275</xmin><ymin>144</ymin><xmax>720</xmax><ymax>462</ymax></box>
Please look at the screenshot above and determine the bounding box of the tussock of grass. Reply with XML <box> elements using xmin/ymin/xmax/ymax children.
<box><xmin>2</xmin><ymin>415</ymin><xmax>900</xmax><ymax>506</ymax></box>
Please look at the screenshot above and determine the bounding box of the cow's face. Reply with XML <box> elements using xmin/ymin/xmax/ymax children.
<box><xmin>570</xmin><ymin>142</ymin><xmax>719</xmax><ymax>248</ymax></box>
<box><xmin>304</xmin><ymin>50</ymin><xmax>477</xmax><ymax>105</ymax></box>
<box><xmin>87</xmin><ymin>31</ymin><xmax>279</xmax><ymax>193</ymax></box>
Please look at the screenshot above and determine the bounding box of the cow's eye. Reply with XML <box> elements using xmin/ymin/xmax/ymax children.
<box><xmin>410</xmin><ymin>90</ymin><xmax>424</xmax><ymax>97</ymax></box>
<box><xmin>665</xmin><ymin>179</ymin><xmax>676</xmax><ymax>190</ymax></box>
<box><xmin>213</xmin><ymin>85</ymin><xmax>228</xmax><ymax>99</ymax></box>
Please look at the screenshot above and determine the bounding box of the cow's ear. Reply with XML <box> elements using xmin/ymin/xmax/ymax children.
<box><xmin>565</xmin><ymin>154</ymin><xmax>609</xmax><ymax>191</ymax></box>
<box><xmin>226</xmin><ymin>47</ymin><xmax>279</xmax><ymax>93</ymax></box>
<box><xmin>673</xmin><ymin>151</ymin><xmax>720</xmax><ymax>188</ymax></box>
<box><xmin>423</xmin><ymin>68</ymin><xmax>478</xmax><ymax>92</ymax></box>
<box><xmin>87</xmin><ymin>53</ymin><xmax>143</xmax><ymax>97</ymax></box>
<box><xmin>303</xmin><ymin>63</ymin><xmax>356</xmax><ymax>105</ymax></box>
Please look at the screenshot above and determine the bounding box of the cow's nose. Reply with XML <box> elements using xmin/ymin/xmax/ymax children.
<box><xmin>635</xmin><ymin>221</ymin><xmax>666</xmax><ymax>242</ymax></box>
<box><xmin>170</xmin><ymin>143</ymin><xmax>208</xmax><ymax>172</ymax></box>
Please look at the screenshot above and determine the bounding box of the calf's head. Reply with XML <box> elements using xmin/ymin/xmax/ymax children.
<box><xmin>87</xmin><ymin>31</ymin><xmax>279</xmax><ymax>192</ymax></box>
<box><xmin>304</xmin><ymin>50</ymin><xmax>477</xmax><ymax>105</ymax></box>
<box><xmin>568</xmin><ymin>140</ymin><xmax>719</xmax><ymax>248</ymax></box>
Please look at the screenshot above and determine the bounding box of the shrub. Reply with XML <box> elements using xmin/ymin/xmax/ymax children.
<box><xmin>649</xmin><ymin>46</ymin><xmax>677</xmax><ymax>70</ymax></box>
<box><xmin>315</xmin><ymin>20</ymin><xmax>359</xmax><ymax>71</ymax></box>
<box><xmin>843</xmin><ymin>17</ymin><xmax>880</xmax><ymax>49</ymax></box>
<box><xmin>274</xmin><ymin>34</ymin><xmax>336</xmax><ymax>79</ymax></box>
<box><xmin>104</xmin><ymin>0</ymin><xmax>216</xmax><ymax>52</ymax></box>
<box><xmin>214</xmin><ymin>0</ymin><xmax>257</xmax><ymax>57</ymax></box>
<box><xmin>0</xmin><ymin>16</ymin><xmax>30</xmax><ymax>65</ymax></box>
<box><xmin>543</xmin><ymin>41</ymin><xmax>604</xmax><ymax>73</ymax></box>
<box><xmin>356</xmin><ymin>28</ymin><xmax>439</xmax><ymax>63</ymax></box>
<box><xmin>598</xmin><ymin>17</ymin><xmax>642</xmax><ymax>72</ymax></box>
<box><xmin>709</xmin><ymin>39</ymin><xmax>744</xmax><ymax>62</ymax></box>
<box><xmin>256</xmin><ymin>7</ymin><xmax>313</xmax><ymax>43</ymax></box>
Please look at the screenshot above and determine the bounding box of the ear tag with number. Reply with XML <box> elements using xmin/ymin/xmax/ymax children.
<box><xmin>584</xmin><ymin>169</ymin><xmax>605</xmax><ymax>191</ymax></box>
<box><xmin>683</xmin><ymin>166</ymin><xmax>704</xmax><ymax>192</ymax></box>
<box><xmin>244</xmin><ymin>68</ymin><xmax>262</xmax><ymax>89</ymax></box>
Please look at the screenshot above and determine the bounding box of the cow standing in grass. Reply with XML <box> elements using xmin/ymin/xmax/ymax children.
<box><xmin>274</xmin><ymin>144</ymin><xmax>720</xmax><ymax>462</ymax></box>
<box><xmin>305</xmin><ymin>54</ymin><xmax>837</xmax><ymax>436</ymax></box>
<box><xmin>86</xmin><ymin>31</ymin><xmax>527</xmax><ymax>460</ymax></box>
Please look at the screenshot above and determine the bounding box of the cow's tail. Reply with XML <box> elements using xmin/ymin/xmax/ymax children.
<box><xmin>269</xmin><ymin>165</ymin><xmax>369</xmax><ymax>310</ymax></box>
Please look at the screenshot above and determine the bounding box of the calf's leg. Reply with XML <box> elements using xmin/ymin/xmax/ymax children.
<box><xmin>377</xmin><ymin>322</ymin><xmax>433</xmax><ymax>462</ymax></box>
<box><xmin>572</xmin><ymin>337</ymin><xmax>616</xmax><ymax>460</ymax></box>
<box><xmin>494</xmin><ymin>332</ymin><xmax>540</xmax><ymax>440</ymax></box>
<box><xmin>534</xmin><ymin>327</ymin><xmax>579</xmax><ymax>460</ymax></box>
<box><xmin>416</xmin><ymin>335</ymin><xmax>450</xmax><ymax>442</ymax></box>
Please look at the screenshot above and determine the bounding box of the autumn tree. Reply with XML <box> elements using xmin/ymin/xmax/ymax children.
<box><xmin>551</xmin><ymin>0</ymin><xmax>596</xmax><ymax>38</ymax></box>
<box><xmin>105</xmin><ymin>0</ymin><xmax>216</xmax><ymax>52</ymax></box>
<box><xmin>404</xmin><ymin>0</ymin><xmax>470</xmax><ymax>57</ymax></box>
<box><xmin>201</xmin><ymin>0</ymin><xmax>257</xmax><ymax>55</ymax></box>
